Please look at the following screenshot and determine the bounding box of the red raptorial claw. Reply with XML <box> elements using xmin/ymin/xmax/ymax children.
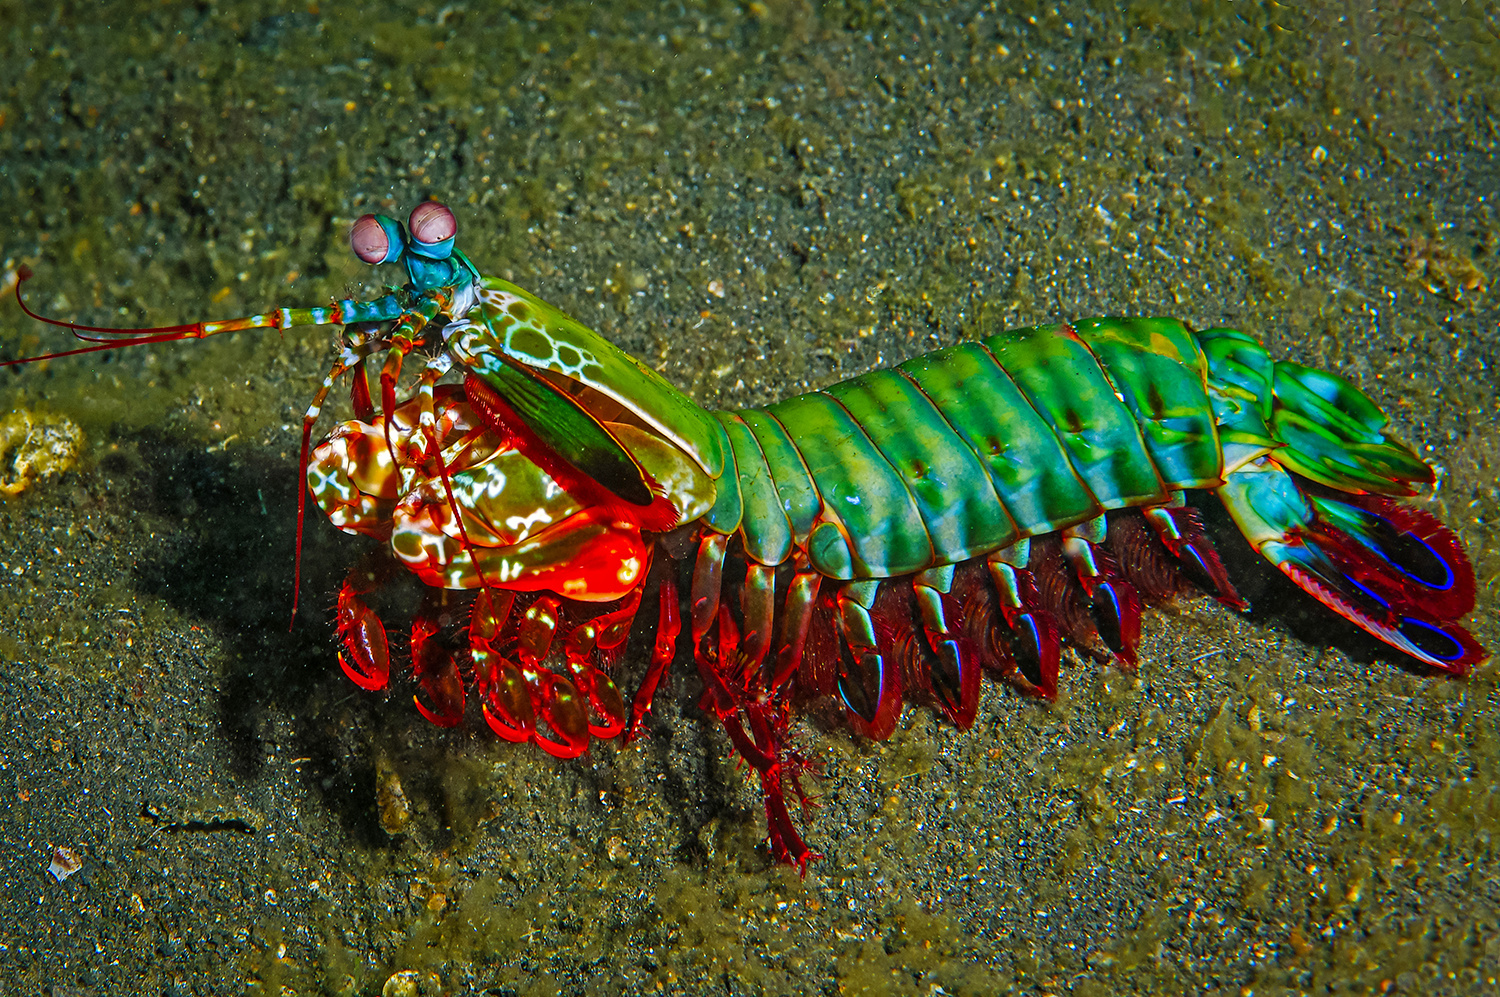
<box><xmin>414</xmin><ymin>681</ymin><xmax>464</xmax><ymax>727</ymax></box>
<box><xmin>531</xmin><ymin>672</ymin><xmax>590</xmax><ymax>759</ymax></box>
<box><xmin>335</xmin><ymin>582</ymin><xmax>390</xmax><ymax>691</ymax></box>
<box><xmin>338</xmin><ymin>651</ymin><xmax>386</xmax><ymax>692</ymax></box>
<box><xmin>477</xmin><ymin>657</ymin><xmax>537</xmax><ymax>743</ymax></box>
<box><xmin>411</xmin><ymin>615</ymin><xmax>465</xmax><ymax>727</ymax></box>
<box><xmin>566</xmin><ymin>659</ymin><xmax>627</xmax><ymax>739</ymax></box>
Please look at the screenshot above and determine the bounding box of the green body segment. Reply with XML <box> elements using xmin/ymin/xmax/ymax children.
<box><xmin>710</xmin><ymin>412</ymin><xmax>787</xmax><ymax>564</ymax></box>
<box><xmin>713</xmin><ymin>318</ymin><xmax>1256</xmax><ymax>581</ymax></box>
<box><xmin>896</xmin><ymin>342</ymin><xmax>1097</xmax><ymax>534</ymax></box>
<box><xmin>821</xmin><ymin>367</ymin><xmax>1015</xmax><ymax>564</ymax></box>
<box><xmin>764</xmin><ymin>392</ymin><xmax>933</xmax><ymax>578</ymax></box>
<box><xmin>1070</xmin><ymin>318</ymin><xmax>1224</xmax><ymax>489</ymax></box>
<box><xmin>981</xmin><ymin>323</ymin><xmax>1170</xmax><ymax>509</ymax></box>
<box><xmin>739</xmin><ymin>409</ymin><xmax>821</xmax><ymax>547</ymax></box>
<box><xmin>1191</xmin><ymin>328</ymin><xmax>1281</xmax><ymax>471</ymax></box>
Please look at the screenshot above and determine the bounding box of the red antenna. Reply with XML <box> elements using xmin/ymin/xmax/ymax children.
<box><xmin>3</xmin><ymin>266</ymin><xmax>402</xmax><ymax>629</ymax></box>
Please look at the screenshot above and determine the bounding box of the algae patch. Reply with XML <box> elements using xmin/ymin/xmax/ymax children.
<box><xmin>0</xmin><ymin>408</ymin><xmax>83</xmax><ymax>495</ymax></box>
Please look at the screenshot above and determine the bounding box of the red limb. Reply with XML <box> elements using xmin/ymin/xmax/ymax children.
<box><xmin>514</xmin><ymin>596</ymin><xmax>562</xmax><ymax>669</ymax></box>
<box><xmin>739</xmin><ymin>562</ymin><xmax>776</xmax><ymax>675</ymax></box>
<box><xmin>561</xmin><ymin>586</ymin><xmax>644</xmax><ymax>739</ymax></box>
<box><xmin>562</xmin><ymin>586</ymin><xmax>645</xmax><ymax>666</ymax></box>
<box><xmin>527</xmin><ymin>671</ymin><xmax>591</xmax><ymax>759</ymax></box>
<box><xmin>410</xmin><ymin>610</ymin><xmax>465</xmax><ymax>727</ymax></box>
<box><xmin>984</xmin><ymin>554</ymin><xmax>1061</xmax><ymax>698</ymax></box>
<box><xmin>467</xmin><ymin>590</ymin><xmax>594</xmax><ymax>757</ymax></box>
<box><xmin>741</xmin><ymin>703</ymin><xmax>821</xmax><ymax>873</ymax></box>
<box><xmin>628</xmin><ymin>564</ymin><xmax>681</xmax><ymax>739</ymax></box>
<box><xmin>916</xmin><ymin>582</ymin><xmax>984</xmax><ymax>731</ymax></box>
<box><xmin>498</xmin><ymin>595</ymin><xmax>595</xmax><ymax>758</ymax></box>
<box><xmin>470</xmin><ymin>590</ymin><xmax>536</xmax><ymax>744</ymax></box>
<box><xmin>479</xmin><ymin>658</ymin><xmax>537</xmax><ymax>744</ymax></box>
<box><xmin>467</xmin><ymin>588</ymin><xmax>515</xmax><ymax>655</ymax></box>
<box><xmin>689</xmin><ymin>533</ymin><xmax>729</xmax><ymax>647</ymax></box>
<box><xmin>1142</xmin><ymin>505</ymin><xmax>1246</xmax><ymax>610</ymax></box>
<box><xmin>335</xmin><ymin>577</ymin><xmax>390</xmax><ymax>691</ymax></box>
<box><xmin>563</xmin><ymin>658</ymin><xmax>627</xmax><ymax>740</ymax></box>
<box><xmin>350</xmin><ymin>355</ymin><xmax>376</xmax><ymax>424</ymax></box>
<box><xmin>694</xmin><ymin>604</ymin><xmax>820</xmax><ymax>872</ymax></box>
<box><xmin>768</xmin><ymin>565</ymin><xmax>822</xmax><ymax>693</ymax></box>
<box><xmin>1062</xmin><ymin>526</ymin><xmax>1144</xmax><ymax>668</ymax></box>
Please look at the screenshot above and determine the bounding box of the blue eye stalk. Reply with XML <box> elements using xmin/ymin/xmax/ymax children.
<box><xmin>350</xmin><ymin>200</ymin><xmax>478</xmax><ymax>293</ymax></box>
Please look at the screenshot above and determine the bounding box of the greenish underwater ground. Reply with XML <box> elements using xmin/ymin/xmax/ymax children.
<box><xmin>1</xmin><ymin>2</ymin><xmax>1497</xmax><ymax>994</ymax></box>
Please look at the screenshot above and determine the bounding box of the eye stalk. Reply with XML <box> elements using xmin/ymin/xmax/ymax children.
<box><xmin>349</xmin><ymin>200</ymin><xmax>477</xmax><ymax>293</ymax></box>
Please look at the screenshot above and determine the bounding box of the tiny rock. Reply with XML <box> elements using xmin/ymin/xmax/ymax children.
<box><xmin>48</xmin><ymin>845</ymin><xmax>83</xmax><ymax>882</ymax></box>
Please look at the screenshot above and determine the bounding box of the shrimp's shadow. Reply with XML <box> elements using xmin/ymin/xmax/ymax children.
<box><xmin>121</xmin><ymin>428</ymin><xmax>394</xmax><ymax>845</ymax></box>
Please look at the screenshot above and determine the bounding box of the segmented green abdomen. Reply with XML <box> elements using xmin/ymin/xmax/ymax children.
<box><xmin>716</xmin><ymin>317</ymin><xmax>1229</xmax><ymax>580</ymax></box>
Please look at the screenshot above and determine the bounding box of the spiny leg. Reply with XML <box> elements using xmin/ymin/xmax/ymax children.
<box><xmin>739</xmin><ymin>561</ymin><xmax>777</xmax><ymax>683</ymax></box>
<box><xmin>1061</xmin><ymin>514</ymin><xmax>1143</xmax><ymax>667</ymax></box>
<box><xmin>985</xmin><ymin>542</ymin><xmax>1062</xmax><ymax>698</ymax></box>
<box><xmin>687</xmin><ymin>534</ymin><xmax>819</xmax><ymax>871</ymax></box>
<box><xmin>470</xmin><ymin>589</ymin><xmax>537</xmax><ymax>744</ymax></box>
<box><xmin>295</xmin><ymin>330</ymin><xmax>385</xmax><ymax>621</ymax></box>
<box><xmin>559</xmin><ymin>587</ymin><xmax>641</xmax><ymax>740</ymax></box>
<box><xmin>373</xmin><ymin>286</ymin><xmax>456</xmax><ymax>467</ymax></box>
<box><xmin>911</xmin><ymin>565</ymin><xmax>982</xmax><ymax>729</ymax></box>
<box><xmin>831</xmin><ymin>579</ymin><xmax>904</xmax><ymax>739</ymax></box>
<box><xmin>702</xmin><ymin>606</ymin><xmax>820</xmax><ymax>872</ymax></box>
<box><xmin>767</xmin><ymin>559</ymin><xmax>822</xmax><ymax>692</ymax></box>
<box><xmin>1142</xmin><ymin>501</ymin><xmax>1245</xmax><ymax>609</ymax></box>
<box><xmin>689</xmin><ymin>533</ymin><xmax>729</xmax><ymax>656</ymax></box>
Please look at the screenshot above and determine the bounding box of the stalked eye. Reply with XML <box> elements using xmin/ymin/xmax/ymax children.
<box><xmin>350</xmin><ymin>214</ymin><xmax>405</xmax><ymax>265</ymax></box>
<box><xmin>408</xmin><ymin>201</ymin><xmax>457</xmax><ymax>259</ymax></box>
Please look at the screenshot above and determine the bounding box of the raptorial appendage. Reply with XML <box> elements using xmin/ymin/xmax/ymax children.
<box><xmin>307</xmin><ymin>385</ymin><xmax>659</xmax><ymax>760</ymax></box>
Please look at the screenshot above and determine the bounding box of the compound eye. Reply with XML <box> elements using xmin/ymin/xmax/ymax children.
<box><xmin>350</xmin><ymin>214</ymin><xmax>405</xmax><ymax>265</ymax></box>
<box><xmin>407</xmin><ymin>201</ymin><xmax>456</xmax><ymax>259</ymax></box>
<box><xmin>409</xmin><ymin>201</ymin><xmax>456</xmax><ymax>243</ymax></box>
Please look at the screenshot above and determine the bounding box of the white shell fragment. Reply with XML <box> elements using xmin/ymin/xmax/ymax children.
<box><xmin>48</xmin><ymin>845</ymin><xmax>83</xmax><ymax>882</ymax></box>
